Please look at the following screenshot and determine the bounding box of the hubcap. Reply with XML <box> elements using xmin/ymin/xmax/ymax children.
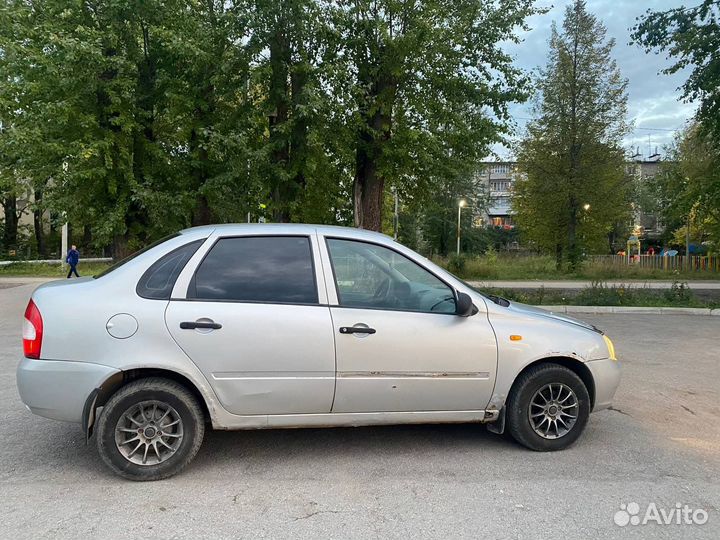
<box><xmin>528</xmin><ymin>383</ymin><xmax>579</xmax><ymax>439</ymax></box>
<box><xmin>114</xmin><ymin>400</ymin><xmax>184</xmax><ymax>466</ymax></box>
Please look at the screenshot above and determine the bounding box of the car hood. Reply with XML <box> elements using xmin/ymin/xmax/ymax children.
<box><xmin>504</xmin><ymin>301</ymin><xmax>602</xmax><ymax>334</ymax></box>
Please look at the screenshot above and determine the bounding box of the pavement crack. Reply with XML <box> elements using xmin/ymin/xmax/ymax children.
<box><xmin>290</xmin><ymin>509</ymin><xmax>343</xmax><ymax>522</ymax></box>
<box><xmin>681</xmin><ymin>405</ymin><xmax>696</xmax><ymax>416</ymax></box>
<box><xmin>607</xmin><ymin>405</ymin><xmax>632</xmax><ymax>417</ymax></box>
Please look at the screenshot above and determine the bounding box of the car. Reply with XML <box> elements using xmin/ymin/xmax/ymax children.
<box><xmin>17</xmin><ymin>224</ymin><xmax>620</xmax><ymax>480</ymax></box>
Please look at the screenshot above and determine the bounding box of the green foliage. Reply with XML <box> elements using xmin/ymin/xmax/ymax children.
<box><xmin>434</xmin><ymin>253</ymin><xmax>720</xmax><ymax>281</ymax></box>
<box><xmin>479</xmin><ymin>282</ymin><xmax>715</xmax><ymax>308</ymax></box>
<box><xmin>0</xmin><ymin>261</ymin><xmax>112</xmax><ymax>277</ymax></box>
<box><xmin>335</xmin><ymin>0</ymin><xmax>541</xmax><ymax>230</ymax></box>
<box><xmin>632</xmin><ymin>1</ymin><xmax>720</xmax><ymax>138</ymax></box>
<box><xmin>446</xmin><ymin>254</ymin><xmax>466</xmax><ymax>275</ymax></box>
<box><xmin>0</xmin><ymin>0</ymin><xmax>540</xmax><ymax>254</ymax></box>
<box><xmin>652</xmin><ymin>124</ymin><xmax>720</xmax><ymax>252</ymax></box>
<box><xmin>514</xmin><ymin>0</ymin><xmax>632</xmax><ymax>270</ymax></box>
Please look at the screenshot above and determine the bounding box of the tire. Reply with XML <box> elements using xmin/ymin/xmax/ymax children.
<box><xmin>96</xmin><ymin>377</ymin><xmax>205</xmax><ymax>481</ymax></box>
<box><xmin>505</xmin><ymin>363</ymin><xmax>590</xmax><ymax>452</ymax></box>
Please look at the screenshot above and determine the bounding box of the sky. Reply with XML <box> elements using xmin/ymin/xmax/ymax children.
<box><xmin>493</xmin><ymin>0</ymin><xmax>696</xmax><ymax>160</ymax></box>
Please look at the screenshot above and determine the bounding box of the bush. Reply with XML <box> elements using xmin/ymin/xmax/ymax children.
<box><xmin>447</xmin><ymin>254</ymin><xmax>466</xmax><ymax>275</ymax></box>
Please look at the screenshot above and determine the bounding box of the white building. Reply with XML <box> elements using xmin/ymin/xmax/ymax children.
<box><xmin>478</xmin><ymin>161</ymin><xmax>518</xmax><ymax>228</ymax></box>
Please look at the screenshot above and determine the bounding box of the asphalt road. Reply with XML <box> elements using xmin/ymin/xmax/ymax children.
<box><xmin>468</xmin><ymin>280</ymin><xmax>720</xmax><ymax>289</ymax></box>
<box><xmin>1</xmin><ymin>282</ymin><xmax>718</xmax><ymax>539</ymax></box>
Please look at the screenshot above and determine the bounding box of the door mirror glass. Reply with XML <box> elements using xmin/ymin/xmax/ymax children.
<box><xmin>455</xmin><ymin>292</ymin><xmax>476</xmax><ymax>317</ymax></box>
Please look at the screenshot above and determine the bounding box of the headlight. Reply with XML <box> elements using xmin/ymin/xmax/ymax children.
<box><xmin>603</xmin><ymin>335</ymin><xmax>617</xmax><ymax>361</ymax></box>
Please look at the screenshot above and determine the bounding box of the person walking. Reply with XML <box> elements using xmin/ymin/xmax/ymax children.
<box><xmin>66</xmin><ymin>245</ymin><xmax>80</xmax><ymax>278</ymax></box>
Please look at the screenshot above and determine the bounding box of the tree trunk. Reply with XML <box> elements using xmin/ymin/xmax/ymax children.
<box><xmin>269</xmin><ymin>24</ymin><xmax>291</xmax><ymax>223</ymax></box>
<box><xmin>191</xmin><ymin>194</ymin><xmax>213</xmax><ymax>226</ymax></box>
<box><xmin>33</xmin><ymin>189</ymin><xmax>47</xmax><ymax>257</ymax></box>
<box><xmin>188</xmin><ymin>79</ymin><xmax>215</xmax><ymax>227</ymax></box>
<box><xmin>288</xmin><ymin>62</ymin><xmax>310</xmax><ymax>213</ymax></box>
<box><xmin>353</xmin><ymin>67</ymin><xmax>396</xmax><ymax>231</ymax></box>
<box><xmin>2</xmin><ymin>196</ymin><xmax>19</xmax><ymax>252</ymax></box>
<box><xmin>112</xmin><ymin>233</ymin><xmax>131</xmax><ymax>260</ymax></box>
<box><xmin>567</xmin><ymin>197</ymin><xmax>579</xmax><ymax>270</ymax></box>
<box><xmin>83</xmin><ymin>225</ymin><xmax>92</xmax><ymax>251</ymax></box>
<box><xmin>555</xmin><ymin>242</ymin><xmax>563</xmax><ymax>270</ymax></box>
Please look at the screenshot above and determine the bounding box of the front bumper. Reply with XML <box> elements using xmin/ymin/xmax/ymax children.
<box><xmin>17</xmin><ymin>357</ymin><xmax>119</xmax><ymax>423</ymax></box>
<box><xmin>586</xmin><ymin>357</ymin><xmax>621</xmax><ymax>411</ymax></box>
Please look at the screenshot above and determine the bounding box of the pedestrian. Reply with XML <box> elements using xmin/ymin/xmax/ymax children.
<box><xmin>647</xmin><ymin>246</ymin><xmax>655</xmax><ymax>256</ymax></box>
<box><xmin>66</xmin><ymin>245</ymin><xmax>80</xmax><ymax>278</ymax></box>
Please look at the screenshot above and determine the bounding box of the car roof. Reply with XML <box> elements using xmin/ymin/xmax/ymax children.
<box><xmin>180</xmin><ymin>223</ymin><xmax>394</xmax><ymax>242</ymax></box>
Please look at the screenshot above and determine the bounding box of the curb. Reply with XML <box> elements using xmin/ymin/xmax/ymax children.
<box><xmin>537</xmin><ymin>305</ymin><xmax>719</xmax><ymax>316</ymax></box>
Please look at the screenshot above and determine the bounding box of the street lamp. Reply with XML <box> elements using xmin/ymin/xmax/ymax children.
<box><xmin>391</xmin><ymin>186</ymin><xmax>399</xmax><ymax>241</ymax></box>
<box><xmin>457</xmin><ymin>199</ymin><xmax>467</xmax><ymax>256</ymax></box>
<box><xmin>583</xmin><ymin>203</ymin><xmax>591</xmax><ymax>211</ymax></box>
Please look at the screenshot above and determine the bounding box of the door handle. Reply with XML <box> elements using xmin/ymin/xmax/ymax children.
<box><xmin>339</xmin><ymin>326</ymin><xmax>376</xmax><ymax>335</ymax></box>
<box><xmin>180</xmin><ymin>321</ymin><xmax>222</xmax><ymax>330</ymax></box>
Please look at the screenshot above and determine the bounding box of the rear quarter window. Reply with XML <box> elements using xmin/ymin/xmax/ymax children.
<box><xmin>136</xmin><ymin>240</ymin><xmax>204</xmax><ymax>299</ymax></box>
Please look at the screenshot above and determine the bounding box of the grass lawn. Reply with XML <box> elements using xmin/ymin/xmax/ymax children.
<box><xmin>434</xmin><ymin>254</ymin><xmax>720</xmax><ymax>281</ymax></box>
<box><xmin>1</xmin><ymin>259</ymin><xmax>715</xmax><ymax>308</ymax></box>
<box><xmin>475</xmin><ymin>282</ymin><xmax>718</xmax><ymax>309</ymax></box>
<box><xmin>0</xmin><ymin>262</ymin><xmax>112</xmax><ymax>278</ymax></box>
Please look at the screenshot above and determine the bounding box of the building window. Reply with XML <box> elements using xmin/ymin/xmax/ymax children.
<box><xmin>490</xmin><ymin>164</ymin><xmax>511</xmax><ymax>174</ymax></box>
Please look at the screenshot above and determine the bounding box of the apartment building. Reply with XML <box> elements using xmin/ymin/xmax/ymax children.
<box><xmin>479</xmin><ymin>155</ymin><xmax>664</xmax><ymax>237</ymax></box>
<box><xmin>478</xmin><ymin>161</ymin><xmax>517</xmax><ymax>228</ymax></box>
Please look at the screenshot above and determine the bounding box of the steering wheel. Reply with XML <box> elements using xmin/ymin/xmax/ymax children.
<box><xmin>429</xmin><ymin>295</ymin><xmax>455</xmax><ymax>312</ymax></box>
<box><xmin>373</xmin><ymin>278</ymin><xmax>390</xmax><ymax>300</ymax></box>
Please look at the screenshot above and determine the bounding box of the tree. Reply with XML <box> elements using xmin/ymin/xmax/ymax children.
<box><xmin>1</xmin><ymin>0</ymin><xmax>540</xmax><ymax>256</ymax></box>
<box><xmin>336</xmin><ymin>0</ymin><xmax>539</xmax><ymax>231</ymax></box>
<box><xmin>248</xmin><ymin>0</ymin><xmax>350</xmax><ymax>224</ymax></box>
<box><xmin>514</xmin><ymin>0</ymin><xmax>631</xmax><ymax>269</ymax></box>
<box><xmin>653</xmin><ymin>124</ymin><xmax>720</xmax><ymax>252</ymax></box>
<box><xmin>632</xmin><ymin>1</ymin><xmax>720</xmax><ymax>138</ymax></box>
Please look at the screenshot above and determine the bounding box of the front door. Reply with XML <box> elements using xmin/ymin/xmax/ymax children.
<box><xmin>324</xmin><ymin>237</ymin><xmax>497</xmax><ymax>413</ymax></box>
<box><xmin>166</xmin><ymin>235</ymin><xmax>335</xmax><ymax>416</ymax></box>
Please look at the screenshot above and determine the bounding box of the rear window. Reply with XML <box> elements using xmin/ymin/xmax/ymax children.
<box><xmin>136</xmin><ymin>240</ymin><xmax>204</xmax><ymax>299</ymax></box>
<box><xmin>188</xmin><ymin>236</ymin><xmax>318</xmax><ymax>304</ymax></box>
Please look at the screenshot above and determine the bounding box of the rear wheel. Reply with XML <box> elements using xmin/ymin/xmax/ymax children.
<box><xmin>505</xmin><ymin>364</ymin><xmax>590</xmax><ymax>451</ymax></box>
<box><xmin>96</xmin><ymin>377</ymin><xmax>205</xmax><ymax>481</ymax></box>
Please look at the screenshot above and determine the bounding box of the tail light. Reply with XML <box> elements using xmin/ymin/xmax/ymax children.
<box><xmin>23</xmin><ymin>299</ymin><xmax>43</xmax><ymax>359</ymax></box>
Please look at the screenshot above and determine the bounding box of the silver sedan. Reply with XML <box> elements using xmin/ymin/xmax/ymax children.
<box><xmin>17</xmin><ymin>224</ymin><xmax>620</xmax><ymax>480</ymax></box>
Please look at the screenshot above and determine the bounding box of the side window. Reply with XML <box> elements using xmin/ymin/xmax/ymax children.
<box><xmin>136</xmin><ymin>239</ymin><xmax>203</xmax><ymax>299</ymax></box>
<box><xmin>327</xmin><ymin>239</ymin><xmax>456</xmax><ymax>314</ymax></box>
<box><xmin>189</xmin><ymin>236</ymin><xmax>318</xmax><ymax>304</ymax></box>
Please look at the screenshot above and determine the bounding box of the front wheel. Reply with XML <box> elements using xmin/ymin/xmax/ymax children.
<box><xmin>96</xmin><ymin>378</ymin><xmax>205</xmax><ymax>481</ymax></box>
<box><xmin>505</xmin><ymin>364</ymin><xmax>591</xmax><ymax>451</ymax></box>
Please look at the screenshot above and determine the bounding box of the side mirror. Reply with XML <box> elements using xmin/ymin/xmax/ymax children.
<box><xmin>455</xmin><ymin>291</ymin><xmax>476</xmax><ymax>317</ymax></box>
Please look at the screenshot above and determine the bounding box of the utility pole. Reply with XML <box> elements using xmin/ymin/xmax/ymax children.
<box><xmin>392</xmin><ymin>186</ymin><xmax>399</xmax><ymax>241</ymax></box>
<box><xmin>686</xmin><ymin>212</ymin><xmax>691</xmax><ymax>270</ymax></box>
<box><xmin>61</xmin><ymin>221</ymin><xmax>68</xmax><ymax>271</ymax></box>
<box><xmin>456</xmin><ymin>199</ymin><xmax>467</xmax><ymax>256</ymax></box>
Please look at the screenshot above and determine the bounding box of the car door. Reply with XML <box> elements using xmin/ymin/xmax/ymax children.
<box><xmin>165</xmin><ymin>234</ymin><xmax>336</xmax><ymax>416</ymax></box>
<box><xmin>322</xmin><ymin>237</ymin><xmax>497</xmax><ymax>413</ymax></box>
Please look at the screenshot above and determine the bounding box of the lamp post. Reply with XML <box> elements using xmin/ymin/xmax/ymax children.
<box><xmin>391</xmin><ymin>186</ymin><xmax>399</xmax><ymax>241</ymax></box>
<box><xmin>456</xmin><ymin>199</ymin><xmax>467</xmax><ymax>256</ymax></box>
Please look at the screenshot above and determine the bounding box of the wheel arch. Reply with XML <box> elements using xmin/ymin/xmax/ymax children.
<box><xmin>511</xmin><ymin>357</ymin><xmax>596</xmax><ymax>409</ymax></box>
<box><xmin>84</xmin><ymin>367</ymin><xmax>212</xmax><ymax>441</ymax></box>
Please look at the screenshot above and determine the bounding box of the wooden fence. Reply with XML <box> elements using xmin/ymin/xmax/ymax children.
<box><xmin>588</xmin><ymin>255</ymin><xmax>720</xmax><ymax>273</ymax></box>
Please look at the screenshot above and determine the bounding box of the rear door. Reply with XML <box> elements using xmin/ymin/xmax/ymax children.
<box><xmin>165</xmin><ymin>234</ymin><xmax>335</xmax><ymax>416</ymax></box>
